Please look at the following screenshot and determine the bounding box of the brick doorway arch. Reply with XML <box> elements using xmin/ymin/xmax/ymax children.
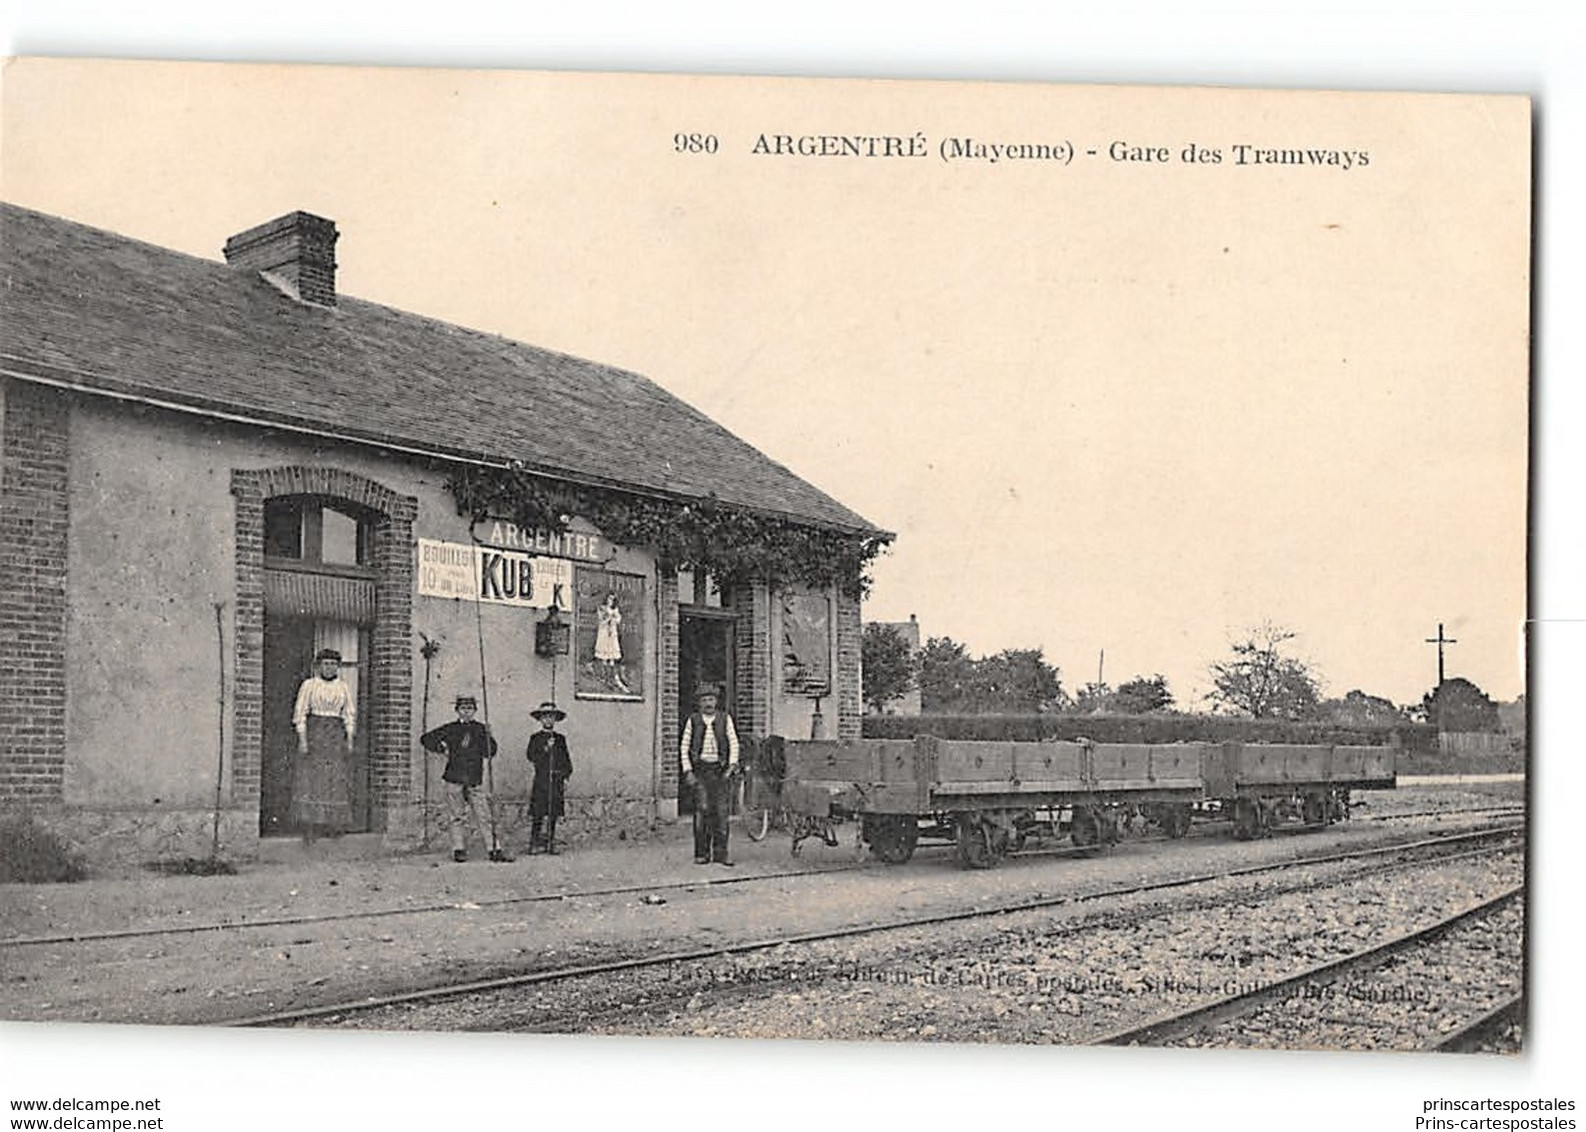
<box><xmin>232</xmin><ymin>467</ymin><xmax>417</xmax><ymax>832</ymax></box>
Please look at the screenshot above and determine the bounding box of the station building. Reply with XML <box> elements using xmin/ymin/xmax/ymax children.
<box><xmin>1</xmin><ymin>203</ymin><xmax>887</xmax><ymax>867</ymax></box>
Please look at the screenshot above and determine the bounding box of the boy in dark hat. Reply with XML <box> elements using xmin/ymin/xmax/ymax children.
<box><xmin>525</xmin><ymin>702</ymin><xmax>573</xmax><ymax>854</ymax></box>
<box><xmin>421</xmin><ymin>694</ymin><xmax>512</xmax><ymax>862</ymax></box>
<box><xmin>291</xmin><ymin>648</ymin><xmax>355</xmax><ymax>844</ymax></box>
<box><xmin>679</xmin><ymin>684</ymin><xmax>740</xmax><ymax>865</ymax></box>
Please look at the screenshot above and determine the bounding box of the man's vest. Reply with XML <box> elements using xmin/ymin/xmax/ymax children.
<box><xmin>686</xmin><ymin>712</ymin><xmax>734</xmax><ymax>763</ymax></box>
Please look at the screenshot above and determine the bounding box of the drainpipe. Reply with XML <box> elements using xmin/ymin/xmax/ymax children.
<box><xmin>211</xmin><ymin>602</ymin><xmax>227</xmax><ymax>864</ymax></box>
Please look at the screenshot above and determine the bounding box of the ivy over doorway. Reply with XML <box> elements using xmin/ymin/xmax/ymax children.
<box><xmin>447</xmin><ymin>464</ymin><xmax>890</xmax><ymax>599</ymax></box>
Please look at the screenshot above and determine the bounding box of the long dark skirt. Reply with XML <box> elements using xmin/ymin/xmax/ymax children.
<box><xmin>293</xmin><ymin>716</ymin><xmax>354</xmax><ymax>830</ymax></box>
<box><xmin>529</xmin><ymin>772</ymin><xmax>566</xmax><ymax>819</ymax></box>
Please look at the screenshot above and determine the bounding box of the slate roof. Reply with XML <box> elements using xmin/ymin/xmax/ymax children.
<box><xmin>0</xmin><ymin>203</ymin><xmax>882</xmax><ymax>535</ymax></box>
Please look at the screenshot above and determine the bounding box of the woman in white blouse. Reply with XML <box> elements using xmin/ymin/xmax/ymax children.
<box><xmin>291</xmin><ymin>648</ymin><xmax>356</xmax><ymax>842</ymax></box>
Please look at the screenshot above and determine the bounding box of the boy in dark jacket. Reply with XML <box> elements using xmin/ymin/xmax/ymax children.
<box><xmin>525</xmin><ymin>702</ymin><xmax>573</xmax><ymax>854</ymax></box>
<box><xmin>421</xmin><ymin>694</ymin><xmax>512</xmax><ymax>862</ymax></box>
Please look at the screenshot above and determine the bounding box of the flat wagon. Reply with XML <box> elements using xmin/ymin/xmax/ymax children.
<box><xmin>770</xmin><ymin>735</ymin><xmax>1396</xmax><ymax>868</ymax></box>
<box><xmin>1199</xmin><ymin>742</ymin><xmax>1396</xmax><ymax>839</ymax></box>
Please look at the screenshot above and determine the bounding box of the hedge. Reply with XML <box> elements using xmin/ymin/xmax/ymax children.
<box><xmin>0</xmin><ymin>810</ymin><xmax>87</xmax><ymax>884</ymax></box>
<box><xmin>861</xmin><ymin>712</ymin><xmax>1438</xmax><ymax>751</ymax></box>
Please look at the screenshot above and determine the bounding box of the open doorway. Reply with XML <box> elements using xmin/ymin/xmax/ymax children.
<box><xmin>260</xmin><ymin>615</ymin><xmax>373</xmax><ymax>836</ymax></box>
<box><xmin>677</xmin><ymin>611</ymin><xmax>734</xmax><ymax>815</ymax></box>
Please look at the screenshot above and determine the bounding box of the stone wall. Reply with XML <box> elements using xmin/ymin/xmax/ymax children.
<box><xmin>5</xmin><ymin>802</ymin><xmax>258</xmax><ymax>874</ymax></box>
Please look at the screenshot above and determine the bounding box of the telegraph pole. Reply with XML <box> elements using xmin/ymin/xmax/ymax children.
<box><xmin>1424</xmin><ymin>622</ymin><xmax>1459</xmax><ymax>734</ymax></box>
<box><xmin>1425</xmin><ymin>622</ymin><xmax>1458</xmax><ymax>686</ymax></box>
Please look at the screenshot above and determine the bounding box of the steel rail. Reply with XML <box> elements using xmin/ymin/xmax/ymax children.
<box><xmin>1432</xmin><ymin>994</ymin><xmax>1526</xmax><ymax>1053</ymax></box>
<box><xmin>1359</xmin><ymin>805</ymin><xmax>1526</xmax><ymax>823</ymax></box>
<box><xmin>0</xmin><ymin>859</ymin><xmax>866</xmax><ymax>949</ymax></box>
<box><xmin>5</xmin><ymin>809</ymin><xmax>1520</xmax><ymax>951</ymax></box>
<box><xmin>226</xmin><ymin>822</ymin><xmax>1522</xmax><ymax>1029</ymax></box>
<box><xmin>546</xmin><ymin>841</ymin><xmax>1525</xmax><ymax>1036</ymax></box>
<box><xmin>3</xmin><ymin>818</ymin><xmax>1522</xmax><ymax>944</ymax></box>
<box><xmin>1088</xmin><ymin>884</ymin><xmax>1524</xmax><ymax>1047</ymax></box>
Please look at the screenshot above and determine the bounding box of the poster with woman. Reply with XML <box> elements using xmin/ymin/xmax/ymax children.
<box><xmin>780</xmin><ymin>591</ymin><xmax>832</xmax><ymax>697</ymax></box>
<box><xmin>574</xmin><ymin>568</ymin><xmax>646</xmax><ymax>701</ymax></box>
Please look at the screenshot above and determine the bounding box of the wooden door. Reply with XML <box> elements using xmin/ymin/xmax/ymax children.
<box><xmin>260</xmin><ymin>615</ymin><xmax>314</xmax><ymax>836</ymax></box>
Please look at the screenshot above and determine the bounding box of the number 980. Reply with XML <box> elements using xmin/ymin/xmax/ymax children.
<box><xmin>673</xmin><ymin>133</ymin><xmax>719</xmax><ymax>154</ymax></box>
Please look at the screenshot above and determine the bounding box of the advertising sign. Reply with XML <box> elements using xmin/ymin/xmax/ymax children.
<box><xmin>417</xmin><ymin>538</ymin><xmax>573</xmax><ymax>611</ymax></box>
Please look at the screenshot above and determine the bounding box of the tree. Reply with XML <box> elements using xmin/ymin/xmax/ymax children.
<box><xmin>1319</xmin><ymin>690</ymin><xmax>1403</xmax><ymax>726</ymax></box>
<box><xmin>1420</xmin><ymin>677</ymin><xmax>1500</xmax><ymax>732</ymax></box>
<box><xmin>1074</xmin><ymin>682</ymin><xmax>1114</xmax><ymax>714</ymax></box>
<box><xmin>1206</xmin><ymin>623</ymin><xmax>1322</xmax><ymax>720</ymax></box>
<box><xmin>1113</xmin><ymin>674</ymin><xmax>1174</xmax><ymax>714</ymax></box>
<box><xmin>919</xmin><ymin>637</ymin><xmax>1066</xmax><ymax>713</ymax></box>
<box><xmin>1317</xmin><ymin>689</ymin><xmax>1406</xmax><ymax>727</ymax></box>
<box><xmin>1072</xmin><ymin>674</ymin><xmax>1174</xmax><ymax>715</ymax></box>
<box><xmin>919</xmin><ymin>636</ymin><xmax>976</xmax><ymax>713</ymax></box>
<box><xmin>862</xmin><ymin>623</ymin><xmax>917</xmax><ymax>714</ymax></box>
<box><xmin>974</xmin><ymin>648</ymin><xmax>1064</xmax><ymax>713</ymax></box>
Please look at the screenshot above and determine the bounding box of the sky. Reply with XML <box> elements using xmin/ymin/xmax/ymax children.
<box><xmin>1</xmin><ymin>4</ymin><xmax>1583</xmax><ymax>1127</ymax></box>
<box><xmin>1</xmin><ymin>60</ymin><xmax>1533</xmax><ymax>710</ymax></box>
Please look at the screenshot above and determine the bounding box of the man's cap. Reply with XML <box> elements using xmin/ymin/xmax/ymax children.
<box><xmin>314</xmin><ymin>648</ymin><xmax>342</xmax><ymax>663</ymax></box>
<box><xmin>695</xmin><ymin>684</ymin><xmax>721</xmax><ymax>702</ymax></box>
<box><xmin>531</xmin><ymin>701</ymin><xmax>566</xmax><ymax>721</ymax></box>
<box><xmin>454</xmin><ymin>694</ymin><xmax>478</xmax><ymax>709</ymax></box>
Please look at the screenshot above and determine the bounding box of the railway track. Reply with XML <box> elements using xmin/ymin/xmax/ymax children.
<box><xmin>1088</xmin><ymin>884</ymin><xmax>1524</xmax><ymax>1051</ymax></box>
<box><xmin>1359</xmin><ymin>804</ymin><xmax>1526</xmax><ymax>823</ymax></box>
<box><xmin>1433</xmin><ymin>993</ymin><xmax>1525</xmax><ymax>1053</ymax></box>
<box><xmin>552</xmin><ymin>831</ymin><xmax>1525</xmax><ymax>1039</ymax></box>
<box><xmin>232</xmin><ymin>820</ymin><xmax>1522</xmax><ymax>1030</ymax></box>
<box><xmin>0</xmin><ymin>807</ymin><xmax>1522</xmax><ymax>952</ymax></box>
<box><xmin>0</xmin><ymin>857</ymin><xmax>869</xmax><ymax>949</ymax></box>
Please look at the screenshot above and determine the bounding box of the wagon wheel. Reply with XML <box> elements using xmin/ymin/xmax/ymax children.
<box><xmin>788</xmin><ymin>811</ymin><xmax>809</xmax><ymax>857</ymax></box>
<box><xmin>1301</xmin><ymin>793</ymin><xmax>1326</xmax><ymax>827</ymax></box>
<box><xmin>1231</xmin><ymin>797</ymin><xmax>1261</xmax><ymax>841</ymax></box>
<box><xmin>1165</xmin><ymin>804</ymin><xmax>1192</xmax><ymax>839</ymax></box>
<box><xmin>742</xmin><ymin>805</ymin><xmax>772</xmax><ymax>842</ymax></box>
<box><xmin>1070</xmin><ymin>806</ymin><xmax>1101</xmax><ymax>848</ymax></box>
<box><xmin>1096</xmin><ymin>808</ymin><xmax>1121</xmax><ymax>846</ymax></box>
<box><xmin>956</xmin><ymin>817</ymin><xmax>998</xmax><ymax>869</ymax></box>
<box><xmin>736</xmin><ymin>770</ymin><xmax>766</xmax><ymax>842</ymax></box>
<box><xmin>867</xmin><ymin>815</ymin><xmax>919</xmax><ymax>865</ymax></box>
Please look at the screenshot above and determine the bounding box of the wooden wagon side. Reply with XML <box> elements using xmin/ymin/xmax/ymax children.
<box><xmin>1200</xmin><ymin>742</ymin><xmax>1397</xmax><ymax>839</ymax></box>
<box><xmin>779</xmin><ymin>737</ymin><xmax>1207</xmax><ymax>868</ymax></box>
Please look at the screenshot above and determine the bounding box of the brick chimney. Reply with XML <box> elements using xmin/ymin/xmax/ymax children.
<box><xmin>223</xmin><ymin>211</ymin><xmax>339</xmax><ymax>307</ymax></box>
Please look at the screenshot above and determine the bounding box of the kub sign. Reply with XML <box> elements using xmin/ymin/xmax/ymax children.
<box><xmin>417</xmin><ymin>538</ymin><xmax>573</xmax><ymax>611</ymax></box>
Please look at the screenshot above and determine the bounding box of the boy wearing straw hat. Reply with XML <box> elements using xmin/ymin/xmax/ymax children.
<box><xmin>525</xmin><ymin>702</ymin><xmax>573</xmax><ymax>854</ymax></box>
<box><xmin>422</xmin><ymin>694</ymin><xmax>512</xmax><ymax>862</ymax></box>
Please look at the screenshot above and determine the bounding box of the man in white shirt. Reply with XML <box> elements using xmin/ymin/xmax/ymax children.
<box><xmin>679</xmin><ymin>685</ymin><xmax>740</xmax><ymax>865</ymax></box>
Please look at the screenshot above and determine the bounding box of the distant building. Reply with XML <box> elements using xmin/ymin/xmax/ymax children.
<box><xmin>865</xmin><ymin>613</ymin><xmax>923</xmax><ymax>715</ymax></box>
<box><xmin>1496</xmin><ymin>696</ymin><xmax>1527</xmax><ymax>740</ymax></box>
